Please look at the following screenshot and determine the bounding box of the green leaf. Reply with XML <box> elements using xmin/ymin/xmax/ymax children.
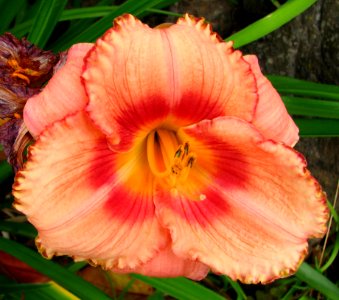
<box><xmin>132</xmin><ymin>274</ymin><xmax>224</xmax><ymax>300</ymax></box>
<box><xmin>8</xmin><ymin>0</ymin><xmax>40</xmax><ymax>37</ymax></box>
<box><xmin>27</xmin><ymin>0</ymin><xmax>68</xmax><ymax>48</ymax></box>
<box><xmin>0</xmin><ymin>237</ymin><xmax>111</xmax><ymax>300</ymax></box>
<box><xmin>327</xmin><ymin>200</ymin><xmax>339</xmax><ymax>224</ymax></box>
<box><xmin>0</xmin><ymin>220</ymin><xmax>37</xmax><ymax>239</ymax></box>
<box><xmin>296</xmin><ymin>263</ymin><xmax>339</xmax><ymax>300</ymax></box>
<box><xmin>294</xmin><ymin>118</ymin><xmax>339</xmax><ymax>137</ymax></box>
<box><xmin>1</xmin><ymin>282</ymin><xmax>79</xmax><ymax>300</ymax></box>
<box><xmin>268</xmin><ymin>75</ymin><xmax>339</xmax><ymax>101</ymax></box>
<box><xmin>282</xmin><ymin>97</ymin><xmax>339</xmax><ymax>119</ymax></box>
<box><xmin>225</xmin><ymin>0</ymin><xmax>317</xmax><ymax>48</ymax></box>
<box><xmin>0</xmin><ymin>0</ymin><xmax>26</xmax><ymax>33</ymax></box>
<box><xmin>9</xmin><ymin>19</ymin><xmax>31</xmax><ymax>37</ymax></box>
<box><xmin>148</xmin><ymin>290</ymin><xmax>166</xmax><ymax>300</ymax></box>
<box><xmin>222</xmin><ymin>276</ymin><xmax>247</xmax><ymax>300</ymax></box>
<box><xmin>67</xmin><ymin>261</ymin><xmax>88</xmax><ymax>273</ymax></box>
<box><xmin>58</xmin><ymin>6</ymin><xmax>181</xmax><ymax>21</ymax></box>
<box><xmin>52</xmin><ymin>0</ymin><xmax>176</xmax><ymax>51</ymax></box>
<box><xmin>0</xmin><ymin>282</ymin><xmax>53</xmax><ymax>293</ymax></box>
<box><xmin>0</xmin><ymin>161</ymin><xmax>13</xmax><ymax>184</ymax></box>
<box><xmin>14</xmin><ymin>1</ymin><xmax>179</xmax><ymax>50</ymax></box>
<box><xmin>48</xmin><ymin>0</ymin><xmax>113</xmax><ymax>51</ymax></box>
<box><xmin>320</xmin><ymin>233</ymin><xmax>339</xmax><ymax>272</ymax></box>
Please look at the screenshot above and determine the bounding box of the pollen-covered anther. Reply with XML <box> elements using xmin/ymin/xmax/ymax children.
<box><xmin>170</xmin><ymin>142</ymin><xmax>196</xmax><ymax>186</ymax></box>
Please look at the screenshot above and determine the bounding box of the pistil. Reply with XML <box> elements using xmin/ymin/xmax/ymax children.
<box><xmin>146</xmin><ymin>129</ymin><xmax>178</xmax><ymax>177</ymax></box>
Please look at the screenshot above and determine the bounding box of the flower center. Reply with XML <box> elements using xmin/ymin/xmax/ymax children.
<box><xmin>146</xmin><ymin>129</ymin><xmax>196</xmax><ymax>186</ymax></box>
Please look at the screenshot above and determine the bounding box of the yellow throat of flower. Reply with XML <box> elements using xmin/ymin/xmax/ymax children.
<box><xmin>146</xmin><ymin>129</ymin><xmax>196</xmax><ymax>188</ymax></box>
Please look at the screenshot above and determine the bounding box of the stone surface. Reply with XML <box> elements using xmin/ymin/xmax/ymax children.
<box><xmin>170</xmin><ymin>0</ymin><xmax>235</xmax><ymax>35</ymax></box>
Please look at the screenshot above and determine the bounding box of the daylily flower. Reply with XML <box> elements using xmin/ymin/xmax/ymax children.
<box><xmin>13</xmin><ymin>14</ymin><xmax>328</xmax><ymax>283</ymax></box>
<box><xmin>0</xmin><ymin>33</ymin><xmax>58</xmax><ymax>170</ymax></box>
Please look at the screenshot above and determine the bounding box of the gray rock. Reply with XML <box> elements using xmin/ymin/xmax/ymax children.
<box><xmin>170</xmin><ymin>0</ymin><xmax>235</xmax><ymax>35</ymax></box>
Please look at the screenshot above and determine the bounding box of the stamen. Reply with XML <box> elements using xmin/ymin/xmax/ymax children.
<box><xmin>184</xmin><ymin>142</ymin><xmax>189</xmax><ymax>155</ymax></box>
<box><xmin>146</xmin><ymin>130</ymin><xmax>197</xmax><ymax>187</ymax></box>
<box><xmin>187</xmin><ymin>156</ymin><xmax>195</xmax><ymax>168</ymax></box>
<box><xmin>174</xmin><ymin>146</ymin><xmax>182</xmax><ymax>158</ymax></box>
<box><xmin>170</xmin><ymin>142</ymin><xmax>196</xmax><ymax>186</ymax></box>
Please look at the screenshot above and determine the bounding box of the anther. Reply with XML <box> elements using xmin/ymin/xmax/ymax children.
<box><xmin>174</xmin><ymin>146</ymin><xmax>183</xmax><ymax>158</ymax></box>
<box><xmin>170</xmin><ymin>142</ymin><xmax>196</xmax><ymax>186</ymax></box>
<box><xmin>184</xmin><ymin>142</ymin><xmax>189</xmax><ymax>155</ymax></box>
<box><xmin>187</xmin><ymin>156</ymin><xmax>196</xmax><ymax>168</ymax></box>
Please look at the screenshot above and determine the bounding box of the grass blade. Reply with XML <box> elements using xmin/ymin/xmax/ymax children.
<box><xmin>269</xmin><ymin>75</ymin><xmax>339</xmax><ymax>101</ymax></box>
<box><xmin>294</xmin><ymin>118</ymin><xmax>339</xmax><ymax>137</ymax></box>
<box><xmin>27</xmin><ymin>0</ymin><xmax>68</xmax><ymax>48</ymax></box>
<box><xmin>132</xmin><ymin>274</ymin><xmax>224</xmax><ymax>300</ymax></box>
<box><xmin>296</xmin><ymin>262</ymin><xmax>339</xmax><ymax>300</ymax></box>
<box><xmin>225</xmin><ymin>0</ymin><xmax>316</xmax><ymax>48</ymax></box>
<box><xmin>0</xmin><ymin>237</ymin><xmax>111</xmax><ymax>300</ymax></box>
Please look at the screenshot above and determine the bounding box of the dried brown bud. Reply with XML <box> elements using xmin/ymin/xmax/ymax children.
<box><xmin>0</xmin><ymin>32</ymin><xmax>58</xmax><ymax>88</ymax></box>
<box><xmin>0</xmin><ymin>33</ymin><xmax>59</xmax><ymax>170</ymax></box>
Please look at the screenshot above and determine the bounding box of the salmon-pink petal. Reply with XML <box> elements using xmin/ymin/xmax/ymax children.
<box><xmin>169</xmin><ymin>15</ymin><xmax>257</xmax><ymax>124</ymax></box>
<box><xmin>82</xmin><ymin>14</ymin><xmax>257</xmax><ymax>151</ymax></box>
<box><xmin>13</xmin><ymin>112</ymin><xmax>167</xmax><ymax>269</ymax></box>
<box><xmin>155</xmin><ymin>117</ymin><xmax>328</xmax><ymax>283</ymax></box>
<box><xmin>24</xmin><ymin>43</ymin><xmax>93</xmax><ymax>137</ymax></box>
<box><xmin>244</xmin><ymin>55</ymin><xmax>299</xmax><ymax>146</ymax></box>
<box><xmin>82</xmin><ymin>15</ymin><xmax>173</xmax><ymax>151</ymax></box>
<box><xmin>111</xmin><ymin>246</ymin><xmax>209</xmax><ymax>280</ymax></box>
